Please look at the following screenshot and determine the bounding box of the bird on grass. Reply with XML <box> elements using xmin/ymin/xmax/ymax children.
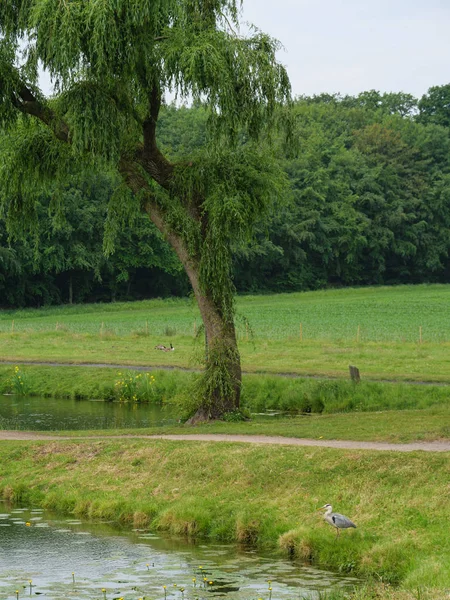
<box><xmin>318</xmin><ymin>504</ymin><xmax>357</xmax><ymax>537</ymax></box>
<box><xmin>154</xmin><ymin>343</ymin><xmax>175</xmax><ymax>351</ymax></box>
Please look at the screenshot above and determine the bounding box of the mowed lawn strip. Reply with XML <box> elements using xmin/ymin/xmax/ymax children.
<box><xmin>3</xmin><ymin>334</ymin><xmax>450</xmax><ymax>381</ymax></box>
<box><xmin>27</xmin><ymin>406</ymin><xmax>449</xmax><ymax>444</ymax></box>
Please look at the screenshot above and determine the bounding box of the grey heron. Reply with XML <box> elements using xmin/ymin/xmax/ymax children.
<box><xmin>319</xmin><ymin>504</ymin><xmax>357</xmax><ymax>536</ymax></box>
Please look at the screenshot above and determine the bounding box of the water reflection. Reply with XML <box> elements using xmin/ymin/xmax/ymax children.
<box><xmin>0</xmin><ymin>508</ymin><xmax>358</xmax><ymax>600</ymax></box>
<box><xmin>0</xmin><ymin>395</ymin><xmax>179</xmax><ymax>430</ymax></box>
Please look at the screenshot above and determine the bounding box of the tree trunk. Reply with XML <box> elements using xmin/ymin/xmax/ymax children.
<box><xmin>120</xmin><ymin>161</ymin><xmax>242</xmax><ymax>422</ymax></box>
<box><xmin>141</xmin><ymin>201</ymin><xmax>241</xmax><ymax>421</ymax></box>
<box><xmin>189</xmin><ymin>284</ymin><xmax>242</xmax><ymax>421</ymax></box>
<box><xmin>68</xmin><ymin>273</ymin><xmax>73</xmax><ymax>305</ymax></box>
<box><xmin>10</xmin><ymin>80</ymin><xmax>245</xmax><ymax>423</ymax></box>
<box><xmin>162</xmin><ymin>226</ymin><xmax>242</xmax><ymax>421</ymax></box>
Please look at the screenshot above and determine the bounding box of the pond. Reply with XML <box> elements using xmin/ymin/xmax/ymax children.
<box><xmin>0</xmin><ymin>507</ymin><xmax>358</xmax><ymax>600</ymax></box>
<box><xmin>0</xmin><ymin>395</ymin><xmax>179</xmax><ymax>431</ymax></box>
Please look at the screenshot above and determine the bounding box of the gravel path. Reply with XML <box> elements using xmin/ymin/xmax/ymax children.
<box><xmin>0</xmin><ymin>431</ymin><xmax>448</xmax><ymax>452</ymax></box>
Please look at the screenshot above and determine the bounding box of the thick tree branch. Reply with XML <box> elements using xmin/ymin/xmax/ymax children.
<box><xmin>143</xmin><ymin>85</ymin><xmax>161</xmax><ymax>153</ymax></box>
<box><xmin>137</xmin><ymin>84</ymin><xmax>175</xmax><ymax>190</ymax></box>
<box><xmin>11</xmin><ymin>83</ymin><xmax>70</xmax><ymax>143</ymax></box>
<box><xmin>118</xmin><ymin>156</ymin><xmax>199</xmax><ymax>274</ymax></box>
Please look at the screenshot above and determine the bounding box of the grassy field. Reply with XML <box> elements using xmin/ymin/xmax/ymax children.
<box><xmin>2</xmin><ymin>284</ymin><xmax>450</xmax><ymax>382</ymax></box>
<box><xmin>1</xmin><ymin>286</ymin><xmax>450</xmax><ymax>599</ymax></box>
<box><xmin>0</xmin><ymin>438</ymin><xmax>448</xmax><ymax>599</ymax></box>
<box><xmin>2</xmin><ymin>284</ymin><xmax>450</xmax><ymax>342</ymax></box>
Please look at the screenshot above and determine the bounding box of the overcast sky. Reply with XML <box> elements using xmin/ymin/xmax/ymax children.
<box><xmin>241</xmin><ymin>0</ymin><xmax>450</xmax><ymax>99</ymax></box>
<box><xmin>39</xmin><ymin>0</ymin><xmax>449</xmax><ymax>99</ymax></box>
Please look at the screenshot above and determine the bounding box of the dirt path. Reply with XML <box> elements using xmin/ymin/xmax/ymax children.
<box><xmin>0</xmin><ymin>430</ymin><xmax>449</xmax><ymax>452</ymax></box>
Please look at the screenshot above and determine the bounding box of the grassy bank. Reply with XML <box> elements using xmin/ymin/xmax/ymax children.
<box><xmin>1</xmin><ymin>364</ymin><xmax>450</xmax><ymax>440</ymax></box>
<box><xmin>2</xmin><ymin>363</ymin><xmax>450</xmax><ymax>413</ymax></box>
<box><xmin>0</xmin><ymin>438</ymin><xmax>448</xmax><ymax>598</ymax></box>
<box><xmin>2</xmin><ymin>284</ymin><xmax>450</xmax><ymax>382</ymax></box>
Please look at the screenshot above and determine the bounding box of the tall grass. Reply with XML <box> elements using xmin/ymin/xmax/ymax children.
<box><xmin>0</xmin><ymin>439</ymin><xmax>449</xmax><ymax>594</ymax></box>
<box><xmin>242</xmin><ymin>376</ymin><xmax>450</xmax><ymax>413</ymax></box>
<box><xmin>1</xmin><ymin>365</ymin><xmax>449</xmax><ymax>415</ymax></box>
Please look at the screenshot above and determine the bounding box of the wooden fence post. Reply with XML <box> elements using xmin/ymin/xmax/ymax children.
<box><xmin>349</xmin><ymin>365</ymin><xmax>361</xmax><ymax>383</ymax></box>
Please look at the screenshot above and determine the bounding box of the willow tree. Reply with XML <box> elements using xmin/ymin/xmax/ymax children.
<box><xmin>0</xmin><ymin>0</ymin><xmax>291</xmax><ymax>420</ymax></box>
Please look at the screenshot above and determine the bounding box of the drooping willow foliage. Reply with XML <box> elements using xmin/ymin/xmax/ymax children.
<box><xmin>0</xmin><ymin>0</ymin><xmax>292</xmax><ymax>417</ymax></box>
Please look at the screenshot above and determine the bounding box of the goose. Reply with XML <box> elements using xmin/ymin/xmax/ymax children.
<box><xmin>154</xmin><ymin>344</ymin><xmax>167</xmax><ymax>351</ymax></box>
<box><xmin>163</xmin><ymin>343</ymin><xmax>175</xmax><ymax>352</ymax></box>
<box><xmin>318</xmin><ymin>504</ymin><xmax>357</xmax><ymax>536</ymax></box>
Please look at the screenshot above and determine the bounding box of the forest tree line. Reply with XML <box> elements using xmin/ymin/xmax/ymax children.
<box><xmin>1</xmin><ymin>84</ymin><xmax>450</xmax><ymax>307</ymax></box>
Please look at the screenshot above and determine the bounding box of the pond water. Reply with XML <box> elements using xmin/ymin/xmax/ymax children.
<box><xmin>0</xmin><ymin>395</ymin><xmax>179</xmax><ymax>430</ymax></box>
<box><xmin>0</xmin><ymin>507</ymin><xmax>358</xmax><ymax>600</ymax></box>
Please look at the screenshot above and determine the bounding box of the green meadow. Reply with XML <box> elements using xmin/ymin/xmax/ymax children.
<box><xmin>2</xmin><ymin>284</ymin><xmax>449</xmax><ymax>342</ymax></box>
<box><xmin>1</xmin><ymin>284</ymin><xmax>450</xmax><ymax>600</ymax></box>
<box><xmin>1</xmin><ymin>284</ymin><xmax>450</xmax><ymax>381</ymax></box>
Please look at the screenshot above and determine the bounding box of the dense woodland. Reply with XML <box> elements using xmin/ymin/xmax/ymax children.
<box><xmin>1</xmin><ymin>85</ymin><xmax>450</xmax><ymax>307</ymax></box>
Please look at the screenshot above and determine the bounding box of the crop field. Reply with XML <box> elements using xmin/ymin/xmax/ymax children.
<box><xmin>1</xmin><ymin>284</ymin><xmax>449</xmax><ymax>342</ymax></box>
<box><xmin>1</xmin><ymin>284</ymin><xmax>450</xmax><ymax>381</ymax></box>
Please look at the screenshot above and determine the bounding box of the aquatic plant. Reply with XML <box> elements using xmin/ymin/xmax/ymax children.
<box><xmin>9</xmin><ymin>366</ymin><xmax>31</xmax><ymax>396</ymax></box>
<box><xmin>114</xmin><ymin>371</ymin><xmax>156</xmax><ymax>403</ymax></box>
